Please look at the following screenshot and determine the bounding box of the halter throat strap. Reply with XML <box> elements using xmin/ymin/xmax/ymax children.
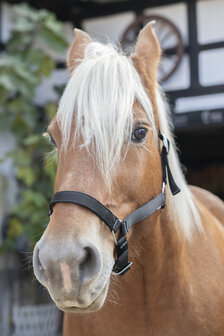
<box><xmin>48</xmin><ymin>133</ymin><xmax>180</xmax><ymax>276</ymax></box>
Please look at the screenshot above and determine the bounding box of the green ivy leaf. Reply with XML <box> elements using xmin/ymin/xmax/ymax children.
<box><xmin>17</xmin><ymin>166</ymin><xmax>36</xmax><ymax>186</ymax></box>
<box><xmin>22</xmin><ymin>190</ymin><xmax>47</xmax><ymax>207</ymax></box>
<box><xmin>0</xmin><ymin>73</ymin><xmax>17</xmax><ymax>92</ymax></box>
<box><xmin>7</xmin><ymin>149</ymin><xmax>31</xmax><ymax>166</ymax></box>
<box><xmin>0</xmin><ymin>86</ymin><xmax>9</xmax><ymax>104</ymax></box>
<box><xmin>45</xmin><ymin>101</ymin><xmax>57</xmax><ymax>119</ymax></box>
<box><xmin>38</xmin><ymin>55</ymin><xmax>55</xmax><ymax>77</ymax></box>
<box><xmin>13</xmin><ymin>3</ymin><xmax>40</xmax><ymax>22</ymax></box>
<box><xmin>37</xmin><ymin>26</ymin><xmax>68</xmax><ymax>53</ymax></box>
<box><xmin>26</xmin><ymin>49</ymin><xmax>55</xmax><ymax>76</ymax></box>
<box><xmin>8</xmin><ymin>218</ymin><xmax>23</xmax><ymax>238</ymax></box>
<box><xmin>23</xmin><ymin>134</ymin><xmax>43</xmax><ymax>146</ymax></box>
<box><xmin>1</xmin><ymin>3</ymin><xmax>66</xmax><ymax>253</ymax></box>
<box><xmin>13</xmin><ymin>17</ymin><xmax>36</xmax><ymax>32</ymax></box>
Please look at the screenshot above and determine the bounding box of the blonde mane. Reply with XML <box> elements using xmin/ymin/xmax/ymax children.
<box><xmin>57</xmin><ymin>41</ymin><xmax>202</xmax><ymax>239</ymax></box>
<box><xmin>156</xmin><ymin>88</ymin><xmax>202</xmax><ymax>239</ymax></box>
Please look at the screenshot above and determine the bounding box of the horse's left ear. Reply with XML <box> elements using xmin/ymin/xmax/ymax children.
<box><xmin>67</xmin><ymin>28</ymin><xmax>92</xmax><ymax>74</ymax></box>
<box><xmin>131</xmin><ymin>21</ymin><xmax>161</xmax><ymax>82</ymax></box>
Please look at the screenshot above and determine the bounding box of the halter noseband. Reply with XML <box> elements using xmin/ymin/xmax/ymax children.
<box><xmin>48</xmin><ymin>133</ymin><xmax>180</xmax><ymax>276</ymax></box>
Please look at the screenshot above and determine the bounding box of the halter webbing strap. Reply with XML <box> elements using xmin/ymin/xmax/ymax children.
<box><xmin>49</xmin><ymin>191</ymin><xmax>121</xmax><ymax>232</ymax></box>
<box><xmin>159</xmin><ymin>132</ymin><xmax>181</xmax><ymax>196</ymax></box>
<box><xmin>48</xmin><ymin>133</ymin><xmax>180</xmax><ymax>276</ymax></box>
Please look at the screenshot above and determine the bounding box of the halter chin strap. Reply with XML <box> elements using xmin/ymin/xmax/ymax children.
<box><xmin>48</xmin><ymin>133</ymin><xmax>180</xmax><ymax>276</ymax></box>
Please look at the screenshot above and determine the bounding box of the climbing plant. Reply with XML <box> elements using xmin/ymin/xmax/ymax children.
<box><xmin>0</xmin><ymin>3</ymin><xmax>68</xmax><ymax>252</ymax></box>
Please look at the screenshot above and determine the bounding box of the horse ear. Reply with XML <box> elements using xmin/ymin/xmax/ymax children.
<box><xmin>131</xmin><ymin>21</ymin><xmax>161</xmax><ymax>81</ymax></box>
<box><xmin>131</xmin><ymin>22</ymin><xmax>161</xmax><ymax>127</ymax></box>
<box><xmin>67</xmin><ymin>28</ymin><xmax>92</xmax><ymax>74</ymax></box>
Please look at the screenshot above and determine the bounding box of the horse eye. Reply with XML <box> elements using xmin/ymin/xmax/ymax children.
<box><xmin>131</xmin><ymin>127</ymin><xmax>148</xmax><ymax>143</ymax></box>
<box><xmin>49</xmin><ymin>134</ymin><xmax>57</xmax><ymax>148</ymax></box>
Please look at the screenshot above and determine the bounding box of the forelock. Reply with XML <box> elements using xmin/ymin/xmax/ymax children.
<box><xmin>57</xmin><ymin>41</ymin><xmax>155</xmax><ymax>183</ymax></box>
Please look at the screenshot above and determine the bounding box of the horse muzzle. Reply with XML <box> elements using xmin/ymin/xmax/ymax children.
<box><xmin>33</xmin><ymin>237</ymin><xmax>111</xmax><ymax>311</ymax></box>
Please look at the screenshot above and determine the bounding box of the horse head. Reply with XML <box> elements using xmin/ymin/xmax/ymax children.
<box><xmin>33</xmin><ymin>22</ymin><xmax>198</xmax><ymax>313</ymax></box>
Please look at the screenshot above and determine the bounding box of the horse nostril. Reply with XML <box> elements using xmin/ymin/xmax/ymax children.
<box><xmin>33</xmin><ymin>245</ymin><xmax>47</xmax><ymax>285</ymax></box>
<box><xmin>33</xmin><ymin>241</ymin><xmax>102</xmax><ymax>287</ymax></box>
<box><xmin>79</xmin><ymin>247</ymin><xmax>91</xmax><ymax>269</ymax></box>
<box><xmin>78</xmin><ymin>246</ymin><xmax>101</xmax><ymax>283</ymax></box>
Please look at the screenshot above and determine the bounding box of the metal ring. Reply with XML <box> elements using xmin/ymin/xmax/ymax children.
<box><xmin>161</xmin><ymin>133</ymin><xmax>169</xmax><ymax>153</ymax></box>
<box><xmin>162</xmin><ymin>182</ymin><xmax>166</xmax><ymax>194</ymax></box>
<box><xmin>112</xmin><ymin>262</ymin><xmax>133</xmax><ymax>276</ymax></box>
<box><xmin>112</xmin><ymin>230</ymin><xmax>118</xmax><ymax>245</ymax></box>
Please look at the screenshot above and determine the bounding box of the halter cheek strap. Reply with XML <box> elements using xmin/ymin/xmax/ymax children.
<box><xmin>48</xmin><ymin>133</ymin><xmax>180</xmax><ymax>276</ymax></box>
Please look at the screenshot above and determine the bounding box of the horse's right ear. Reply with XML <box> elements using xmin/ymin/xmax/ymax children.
<box><xmin>67</xmin><ymin>28</ymin><xmax>92</xmax><ymax>74</ymax></box>
<box><xmin>131</xmin><ymin>21</ymin><xmax>161</xmax><ymax>82</ymax></box>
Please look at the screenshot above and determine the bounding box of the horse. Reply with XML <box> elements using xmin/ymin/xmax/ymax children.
<box><xmin>33</xmin><ymin>22</ymin><xmax>224</xmax><ymax>336</ymax></box>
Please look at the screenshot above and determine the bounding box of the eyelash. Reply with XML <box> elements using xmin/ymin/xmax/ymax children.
<box><xmin>49</xmin><ymin>134</ymin><xmax>57</xmax><ymax>148</ymax></box>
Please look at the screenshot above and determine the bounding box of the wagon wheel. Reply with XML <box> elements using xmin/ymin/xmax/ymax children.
<box><xmin>120</xmin><ymin>15</ymin><xmax>184</xmax><ymax>82</ymax></box>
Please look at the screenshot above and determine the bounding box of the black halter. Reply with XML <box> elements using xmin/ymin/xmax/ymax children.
<box><xmin>48</xmin><ymin>133</ymin><xmax>180</xmax><ymax>276</ymax></box>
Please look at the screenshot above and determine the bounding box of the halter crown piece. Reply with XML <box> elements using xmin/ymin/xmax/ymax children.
<box><xmin>48</xmin><ymin>132</ymin><xmax>180</xmax><ymax>276</ymax></box>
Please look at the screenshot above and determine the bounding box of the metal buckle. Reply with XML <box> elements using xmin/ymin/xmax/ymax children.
<box><xmin>162</xmin><ymin>182</ymin><xmax>166</xmax><ymax>194</ymax></box>
<box><xmin>112</xmin><ymin>262</ymin><xmax>133</xmax><ymax>276</ymax></box>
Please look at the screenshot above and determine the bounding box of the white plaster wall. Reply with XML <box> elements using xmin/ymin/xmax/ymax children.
<box><xmin>162</xmin><ymin>55</ymin><xmax>190</xmax><ymax>91</ymax></box>
<box><xmin>175</xmin><ymin>93</ymin><xmax>224</xmax><ymax>113</ymax></box>
<box><xmin>197</xmin><ymin>0</ymin><xmax>224</xmax><ymax>44</ymax></box>
<box><xmin>83</xmin><ymin>12</ymin><xmax>135</xmax><ymax>43</ymax></box>
<box><xmin>199</xmin><ymin>48</ymin><xmax>224</xmax><ymax>86</ymax></box>
<box><xmin>144</xmin><ymin>2</ymin><xmax>188</xmax><ymax>45</ymax></box>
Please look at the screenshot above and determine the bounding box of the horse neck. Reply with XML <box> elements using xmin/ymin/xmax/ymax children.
<box><xmin>155</xmin><ymin>212</ymin><xmax>184</xmax><ymax>269</ymax></box>
<box><xmin>125</xmin><ymin>208</ymin><xmax>186</xmax><ymax>310</ymax></box>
